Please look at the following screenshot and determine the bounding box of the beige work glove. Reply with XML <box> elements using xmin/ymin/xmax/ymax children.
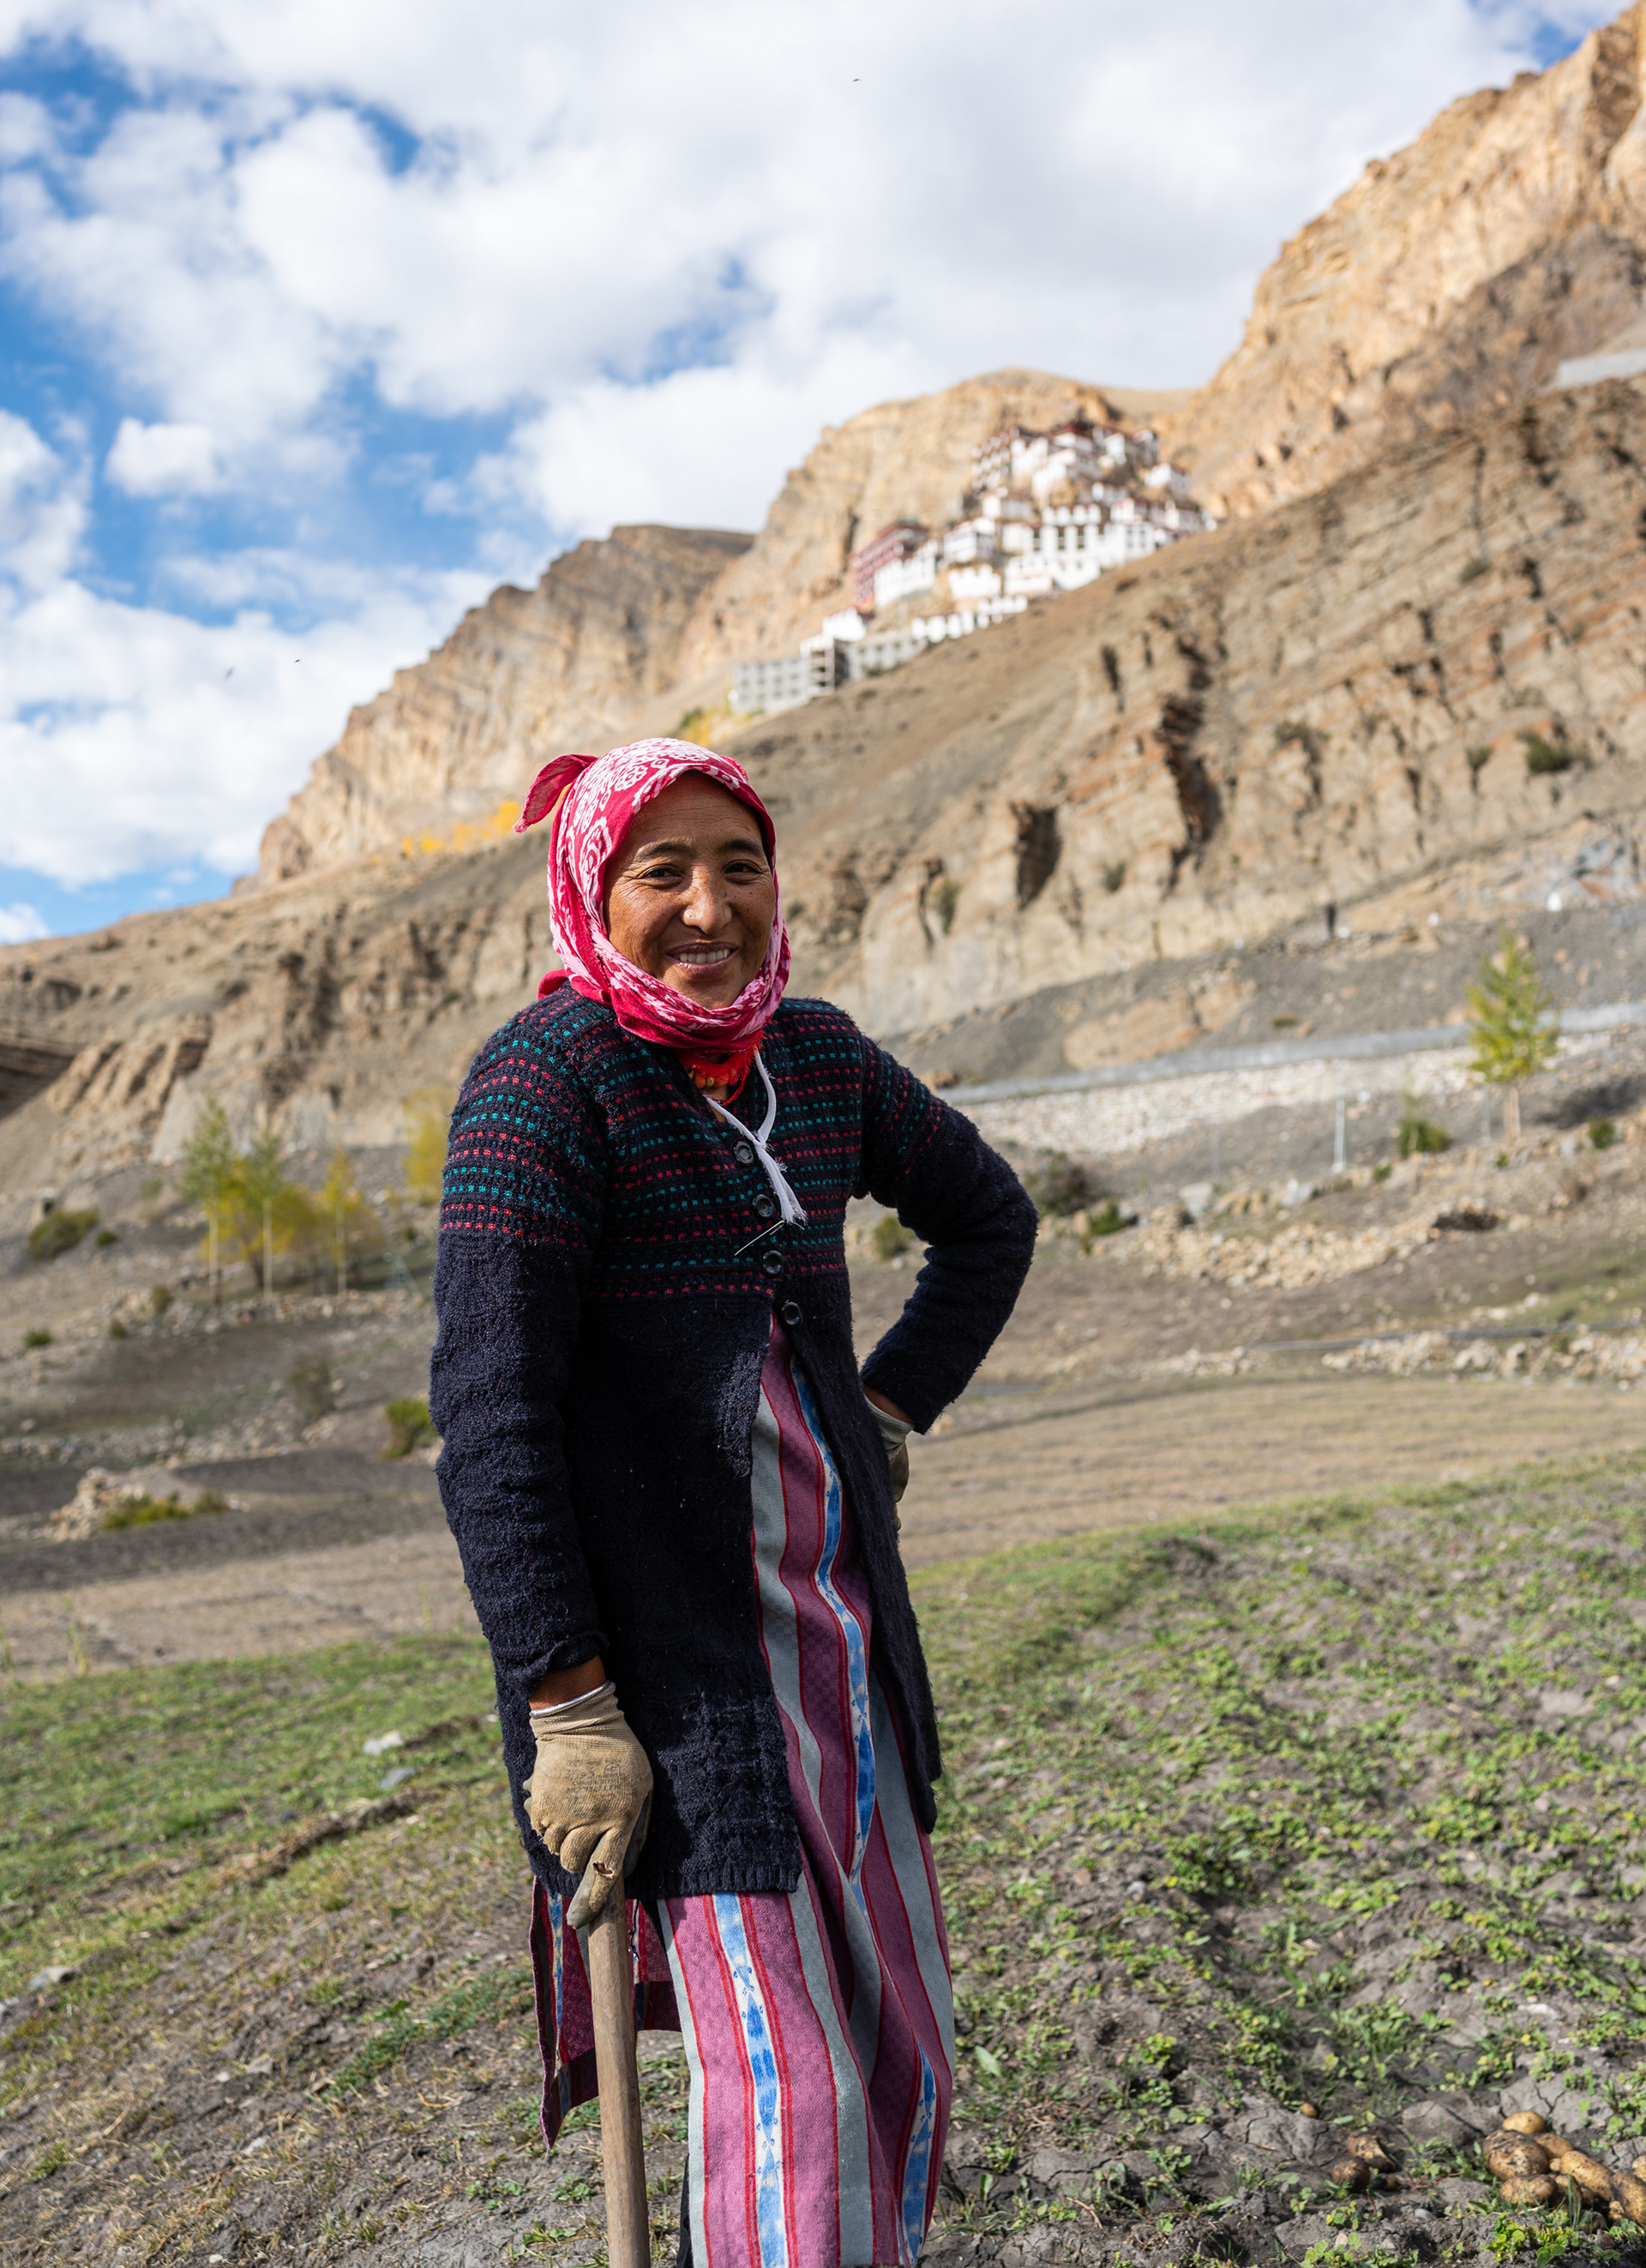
<box><xmin>868</xmin><ymin>1397</ymin><xmax>913</xmax><ymax>1510</ymax></box>
<box><xmin>525</xmin><ymin>1683</ymin><xmax>652</xmax><ymax>1925</ymax></box>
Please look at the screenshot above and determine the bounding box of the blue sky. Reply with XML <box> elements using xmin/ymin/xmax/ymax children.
<box><xmin>0</xmin><ymin>0</ymin><xmax>1608</xmax><ymax>943</ymax></box>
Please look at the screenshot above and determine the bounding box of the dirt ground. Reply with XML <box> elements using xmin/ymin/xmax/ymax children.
<box><xmin>4</xmin><ymin>1107</ymin><xmax>1646</xmax><ymax>1678</ymax></box>
<box><xmin>9</xmin><ymin>1103</ymin><xmax>1646</xmax><ymax>2265</ymax></box>
<box><xmin>13</xmin><ymin>1456</ymin><xmax>1646</xmax><ymax>2268</ymax></box>
<box><xmin>3</xmin><ymin>1369</ymin><xmax>1640</xmax><ymax>1681</ymax></box>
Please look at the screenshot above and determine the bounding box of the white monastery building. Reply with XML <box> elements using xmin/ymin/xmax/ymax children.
<box><xmin>732</xmin><ymin>411</ymin><xmax>1215</xmax><ymax>715</ymax></box>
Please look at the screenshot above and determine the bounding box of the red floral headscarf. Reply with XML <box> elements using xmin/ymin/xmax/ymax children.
<box><xmin>514</xmin><ymin>737</ymin><xmax>790</xmax><ymax>1058</ymax></box>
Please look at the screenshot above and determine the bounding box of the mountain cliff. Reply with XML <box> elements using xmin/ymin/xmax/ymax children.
<box><xmin>9</xmin><ymin>375</ymin><xmax>1646</xmax><ymax>1191</ymax></box>
<box><xmin>1168</xmin><ymin>4</ymin><xmax>1646</xmax><ymax>516</ymax></box>
<box><xmin>252</xmin><ymin>4</ymin><xmax>1646</xmax><ymax>894</ymax></box>
<box><xmin>255</xmin><ymin>373</ymin><xmax>1190</xmax><ymax>888</ymax></box>
<box><xmin>17</xmin><ymin>8</ymin><xmax>1646</xmax><ymax>1191</ymax></box>
<box><xmin>718</xmin><ymin>377</ymin><xmax>1646</xmax><ymax>1041</ymax></box>
<box><xmin>256</xmin><ymin>523</ymin><xmax>752</xmax><ymax>885</ymax></box>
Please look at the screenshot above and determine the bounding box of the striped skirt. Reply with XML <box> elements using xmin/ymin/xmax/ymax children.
<box><xmin>530</xmin><ymin>1322</ymin><xmax>953</xmax><ymax>2267</ymax></box>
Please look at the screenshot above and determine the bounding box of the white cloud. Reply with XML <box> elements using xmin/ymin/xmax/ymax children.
<box><xmin>0</xmin><ymin>413</ymin><xmax>486</xmax><ymax>884</ymax></box>
<box><xmin>488</xmin><ymin>337</ymin><xmax>932</xmax><ymax>536</ymax></box>
<box><xmin>105</xmin><ymin>417</ymin><xmax>223</xmax><ymax>495</ymax></box>
<box><xmin>0</xmin><ymin>564</ymin><xmax>488</xmax><ymax>884</ymax></box>
<box><xmin>0</xmin><ymin>901</ymin><xmax>47</xmax><ymax>943</ymax></box>
<box><xmin>0</xmin><ymin>405</ymin><xmax>83</xmax><ymax>589</ymax></box>
<box><xmin>0</xmin><ymin>0</ymin><xmax>1618</xmax><ymax>892</ymax></box>
<box><xmin>1</xmin><ymin>3</ymin><xmax>1612</xmax><ymax>478</ymax></box>
<box><xmin>0</xmin><ymin>91</ymin><xmax>51</xmax><ymax>163</ymax></box>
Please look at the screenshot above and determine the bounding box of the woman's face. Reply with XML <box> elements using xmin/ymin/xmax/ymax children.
<box><xmin>604</xmin><ymin>775</ymin><xmax>776</xmax><ymax>1009</ymax></box>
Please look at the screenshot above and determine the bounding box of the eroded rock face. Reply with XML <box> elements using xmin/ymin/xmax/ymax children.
<box><xmin>6</xmin><ymin>379</ymin><xmax>1646</xmax><ymax>1191</ymax></box>
<box><xmin>255</xmin><ymin>524</ymin><xmax>753</xmax><ymax>885</ymax></box>
<box><xmin>1167</xmin><ymin>3</ymin><xmax>1646</xmax><ymax>517</ymax></box>
<box><xmin>0</xmin><ymin>836</ymin><xmax>556</xmax><ymax>1189</ymax></box>
<box><xmin>731</xmin><ymin>378</ymin><xmax>1646</xmax><ymax>1037</ymax></box>
<box><xmin>253</xmin><ymin>374</ymin><xmax>1192</xmax><ymax>899</ymax></box>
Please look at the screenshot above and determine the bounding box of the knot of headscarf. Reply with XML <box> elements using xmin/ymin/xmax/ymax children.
<box><xmin>515</xmin><ymin>737</ymin><xmax>790</xmax><ymax>1055</ymax></box>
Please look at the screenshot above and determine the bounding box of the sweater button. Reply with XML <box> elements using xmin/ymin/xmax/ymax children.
<box><xmin>780</xmin><ymin>1300</ymin><xmax>802</xmax><ymax>1327</ymax></box>
<box><xmin>734</xmin><ymin>1143</ymin><xmax>754</xmax><ymax>1164</ymax></box>
<box><xmin>761</xmin><ymin>1251</ymin><xmax>784</xmax><ymax>1277</ymax></box>
<box><xmin>754</xmin><ymin>1196</ymin><xmax>776</xmax><ymax>1221</ymax></box>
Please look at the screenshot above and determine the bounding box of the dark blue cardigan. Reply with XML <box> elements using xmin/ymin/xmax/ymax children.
<box><xmin>430</xmin><ymin>988</ymin><xmax>1036</xmax><ymax>1903</ymax></box>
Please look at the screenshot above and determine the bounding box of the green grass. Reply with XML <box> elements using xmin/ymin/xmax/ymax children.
<box><xmin>25</xmin><ymin>1208</ymin><xmax>98</xmax><ymax>1262</ymax></box>
<box><xmin>916</xmin><ymin>1454</ymin><xmax>1646</xmax><ymax>2187</ymax></box>
<box><xmin>0</xmin><ymin>1635</ymin><xmax>499</xmax><ymax>1980</ymax></box>
<box><xmin>15</xmin><ymin>1452</ymin><xmax>1646</xmax><ymax>2257</ymax></box>
<box><xmin>324</xmin><ymin>1965</ymin><xmax>535</xmax><ymax>2096</ymax></box>
<box><xmin>382</xmin><ymin>1392</ymin><xmax>437</xmax><ymax>1458</ymax></box>
<box><xmin>99</xmin><ymin>1488</ymin><xmax>230</xmax><ymax>1531</ymax></box>
<box><xmin>871</xmin><ymin>1215</ymin><xmax>915</xmax><ymax>1261</ymax></box>
<box><xmin>1397</xmin><ymin>1109</ymin><xmax>1451</xmax><ymax>1157</ymax></box>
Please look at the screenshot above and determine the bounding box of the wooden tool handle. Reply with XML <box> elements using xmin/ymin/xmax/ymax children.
<box><xmin>586</xmin><ymin>1877</ymin><xmax>651</xmax><ymax>2268</ymax></box>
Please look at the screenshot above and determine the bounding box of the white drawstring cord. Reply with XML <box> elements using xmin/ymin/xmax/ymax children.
<box><xmin>706</xmin><ymin>1054</ymin><xmax>808</xmax><ymax>1226</ymax></box>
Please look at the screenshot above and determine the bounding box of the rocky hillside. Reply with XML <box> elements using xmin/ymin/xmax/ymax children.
<box><xmin>246</xmin><ymin>9</ymin><xmax>1646</xmax><ymax>909</ymax></box>
<box><xmin>0</xmin><ymin>837</ymin><xmax>554</xmax><ymax>1205</ymax></box>
<box><xmin>1169</xmin><ymin>3</ymin><xmax>1646</xmax><ymax>516</ymax></box>
<box><xmin>716</xmin><ymin>376</ymin><xmax>1646</xmax><ymax>1047</ymax></box>
<box><xmin>7</xmin><ymin>375</ymin><xmax>1646</xmax><ymax>1196</ymax></box>
<box><xmin>256</xmin><ymin>523</ymin><xmax>751</xmax><ymax>885</ymax></box>
<box><xmin>255</xmin><ymin>374</ymin><xmax>1190</xmax><ymax>890</ymax></box>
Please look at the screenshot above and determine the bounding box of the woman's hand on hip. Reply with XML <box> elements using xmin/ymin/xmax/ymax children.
<box><xmin>865</xmin><ymin>1389</ymin><xmax>914</xmax><ymax>1509</ymax></box>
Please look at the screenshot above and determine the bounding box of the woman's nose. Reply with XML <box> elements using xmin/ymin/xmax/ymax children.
<box><xmin>682</xmin><ymin>865</ymin><xmax>730</xmax><ymax>930</ymax></box>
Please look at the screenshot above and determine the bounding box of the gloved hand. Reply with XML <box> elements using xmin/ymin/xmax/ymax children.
<box><xmin>867</xmin><ymin>1397</ymin><xmax>913</xmax><ymax>1508</ymax></box>
<box><xmin>525</xmin><ymin>1683</ymin><xmax>653</xmax><ymax>1922</ymax></box>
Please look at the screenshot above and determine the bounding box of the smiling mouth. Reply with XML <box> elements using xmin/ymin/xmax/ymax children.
<box><xmin>670</xmin><ymin>944</ymin><xmax>736</xmax><ymax>969</ymax></box>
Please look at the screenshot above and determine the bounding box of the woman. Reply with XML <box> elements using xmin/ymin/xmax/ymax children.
<box><xmin>431</xmin><ymin>736</ymin><xmax>1036</xmax><ymax>2268</ymax></box>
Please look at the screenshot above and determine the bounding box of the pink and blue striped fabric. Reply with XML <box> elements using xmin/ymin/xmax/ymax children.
<box><xmin>529</xmin><ymin>1322</ymin><xmax>952</xmax><ymax>2265</ymax></box>
<box><xmin>528</xmin><ymin>1887</ymin><xmax>678</xmax><ymax>2144</ymax></box>
<box><xmin>659</xmin><ymin>1326</ymin><xmax>953</xmax><ymax>2268</ymax></box>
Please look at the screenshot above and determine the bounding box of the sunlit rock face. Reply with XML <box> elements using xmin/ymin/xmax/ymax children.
<box><xmin>739</xmin><ymin>380</ymin><xmax>1646</xmax><ymax>1036</ymax></box>
<box><xmin>255</xmin><ymin>524</ymin><xmax>754</xmax><ymax>885</ymax></box>
<box><xmin>19</xmin><ymin>17</ymin><xmax>1646</xmax><ymax>1193</ymax></box>
<box><xmin>668</xmin><ymin>369</ymin><xmax>1190</xmax><ymax>686</ymax></box>
<box><xmin>1166</xmin><ymin>4</ymin><xmax>1646</xmax><ymax>517</ymax></box>
<box><xmin>9</xmin><ymin>375</ymin><xmax>1646</xmax><ymax>1193</ymax></box>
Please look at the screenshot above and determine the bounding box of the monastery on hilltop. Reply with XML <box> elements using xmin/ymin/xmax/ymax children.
<box><xmin>732</xmin><ymin>411</ymin><xmax>1214</xmax><ymax>716</ymax></box>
